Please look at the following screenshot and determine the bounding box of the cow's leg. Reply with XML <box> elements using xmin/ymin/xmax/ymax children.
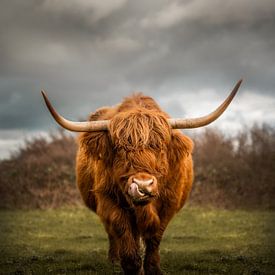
<box><xmin>142</xmin><ymin>208</ymin><xmax>176</xmax><ymax>275</ymax></box>
<box><xmin>143</xmin><ymin>231</ymin><xmax>163</xmax><ymax>275</ymax></box>
<box><xmin>108</xmin><ymin>234</ymin><xmax>119</xmax><ymax>263</ymax></box>
<box><xmin>109</xmin><ymin>219</ymin><xmax>142</xmax><ymax>275</ymax></box>
<box><xmin>134</xmin><ymin>204</ymin><xmax>162</xmax><ymax>275</ymax></box>
<box><xmin>97</xmin><ymin>198</ymin><xmax>143</xmax><ymax>275</ymax></box>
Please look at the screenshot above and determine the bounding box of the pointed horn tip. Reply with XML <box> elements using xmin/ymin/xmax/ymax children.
<box><xmin>40</xmin><ymin>90</ymin><xmax>52</xmax><ymax>109</ymax></box>
<box><xmin>41</xmin><ymin>90</ymin><xmax>47</xmax><ymax>100</ymax></box>
<box><xmin>231</xmin><ymin>79</ymin><xmax>243</xmax><ymax>96</ymax></box>
<box><xmin>237</xmin><ymin>79</ymin><xmax>243</xmax><ymax>86</ymax></box>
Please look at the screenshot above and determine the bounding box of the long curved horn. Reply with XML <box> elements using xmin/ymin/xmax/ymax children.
<box><xmin>41</xmin><ymin>91</ymin><xmax>109</xmax><ymax>132</ymax></box>
<box><xmin>168</xmin><ymin>79</ymin><xmax>242</xmax><ymax>129</ymax></box>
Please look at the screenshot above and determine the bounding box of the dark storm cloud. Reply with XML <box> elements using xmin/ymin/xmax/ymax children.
<box><xmin>2</xmin><ymin>1</ymin><xmax>275</xmax><ymax>89</ymax></box>
<box><xmin>0</xmin><ymin>0</ymin><xmax>275</xmax><ymax>142</ymax></box>
<box><xmin>129</xmin><ymin>0</ymin><xmax>275</xmax><ymax>92</ymax></box>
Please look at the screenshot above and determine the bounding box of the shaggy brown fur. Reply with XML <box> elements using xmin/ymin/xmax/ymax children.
<box><xmin>76</xmin><ymin>93</ymin><xmax>193</xmax><ymax>274</ymax></box>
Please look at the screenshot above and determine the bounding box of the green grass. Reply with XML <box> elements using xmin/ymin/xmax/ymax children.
<box><xmin>0</xmin><ymin>207</ymin><xmax>274</xmax><ymax>274</ymax></box>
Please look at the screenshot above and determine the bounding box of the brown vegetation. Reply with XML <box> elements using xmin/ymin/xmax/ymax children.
<box><xmin>0</xmin><ymin>131</ymin><xmax>80</xmax><ymax>209</ymax></box>
<box><xmin>191</xmin><ymin>124</ymin><xmax>275</xmax><ymax>209</ymax></box>
<box><xmin>0</xmin><ymin>125</ymin><xmax>274</xmax><ymax>210</ymax></box>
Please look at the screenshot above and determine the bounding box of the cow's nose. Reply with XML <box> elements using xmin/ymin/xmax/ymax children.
<box><xmin>132</xmin><ymin>178</ymin><xmax>154</xmax><ymax>187</ymax></box>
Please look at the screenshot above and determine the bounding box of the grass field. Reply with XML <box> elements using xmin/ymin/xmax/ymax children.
<box><xmin>0</xmin><ymin>207</ymin><xmax>274</xmax><ymax>274</ymax></box>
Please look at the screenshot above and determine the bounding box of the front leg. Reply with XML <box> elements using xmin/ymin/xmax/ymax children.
<box><xmin>143</xmin><ymin>205</ymin><xmax>177</xmax><ymax>275</ymax></box>
<box><xmin>134</xmin><ymin>204</ymin><xmax>162</xmax><ymax>275</ymax></box>
<box><xmin>97</xmin><ymin>197</ymin><xmax>143</xmax><ymax>275</ymax></box>
<box><xmin>144</xmin><ymin>232</ymin><xmax>163</xmax><ymax>275</ymax></box>
<box><xmin>108</xmin><ymin>234</ymin><xmax>119</xmax><ymax>264</ymax></box>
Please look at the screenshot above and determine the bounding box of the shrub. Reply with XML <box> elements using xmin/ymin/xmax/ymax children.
<box><xmin>0</xmin><ymin>125</ymin><xmax>274</xmax><ymax>209</ymax></box>
<box><xmin>0</xmin><ymin>131</ymin><xmax>80</xmax><ymax>209</ymax></box>
<box><xmin>190</xmin><ymin>124</ymin><xmax>275</xmax><ymax>209</ymax></box>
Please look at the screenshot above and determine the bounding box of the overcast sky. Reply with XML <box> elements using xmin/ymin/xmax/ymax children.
<box><xmin>1</xmin><ymin>0</ymin><xmax>275</xmax><ymax>159</ymax></box>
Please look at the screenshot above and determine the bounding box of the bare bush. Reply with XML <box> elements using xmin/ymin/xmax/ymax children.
<box><xmin>190</xmin><ymin>124</ymin><xmax>275</xmax><ymax>209</ymax></box>
<box><xmin>0</xmin><ymin>125</ymin><xmax>274</xmax><ymax>209</ymax></box>
<box><xmin>0</xmin><ymin>130</ymin><xmax>81</xmax><ymax>209</ymax></box>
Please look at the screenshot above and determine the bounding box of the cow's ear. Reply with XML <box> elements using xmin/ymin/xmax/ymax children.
<box><xmin>78</xmin><ymin>131</ymin><xmax>112</xmax><ymax>161</ymax></box>
<box><xmin>169</xmin><ymin>131</ymin><xmax>193</xmax><ymax>162</ymax></box>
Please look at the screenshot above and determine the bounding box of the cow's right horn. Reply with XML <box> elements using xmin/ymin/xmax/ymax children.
<box><xmin>168</xmin><ymin>79</ymin><xmax>242</xmax><ymax>129</ymax></box>
<box><xmin>41</xmin><ymin>91</ymin><xmax>109</xmax><ymax>132</ymax></box>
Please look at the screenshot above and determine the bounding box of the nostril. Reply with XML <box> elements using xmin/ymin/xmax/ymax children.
<box><xmin>138</xmin><ymin>189</ymin><xmax>145</xmax><ymax>194</ymax></box>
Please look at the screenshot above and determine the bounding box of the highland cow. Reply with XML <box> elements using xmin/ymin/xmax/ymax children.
<box><xmin>41</xmin><ymin>80</ymin><xmax>242</xmax><ymax>275</ymax></box>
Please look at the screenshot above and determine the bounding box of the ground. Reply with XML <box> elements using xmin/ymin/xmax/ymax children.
<box><xmin>0</xmin><ymin>207</ymin><xmax>274</xmax><ymax>274</ymax></box>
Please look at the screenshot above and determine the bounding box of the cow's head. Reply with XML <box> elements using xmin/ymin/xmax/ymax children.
<box><xmin>108</xmin><ymin>107</ymin><xmax>171</xmax><ymax>204</ymax></box>
<box><xmin>41</xmin><ymin>80</ymin><xmax>242</xmax><ymax>205</ymax></box>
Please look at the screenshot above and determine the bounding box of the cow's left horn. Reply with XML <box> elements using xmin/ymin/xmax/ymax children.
<box><xmin>168</xmin><ymin>79</ymin><xmax>242</xmax><ymax>129</ymax></box>
<box><xmin>41</xmin><ymin>91</ymin><xmax>109</xmax><ymax>132</ymax></box>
